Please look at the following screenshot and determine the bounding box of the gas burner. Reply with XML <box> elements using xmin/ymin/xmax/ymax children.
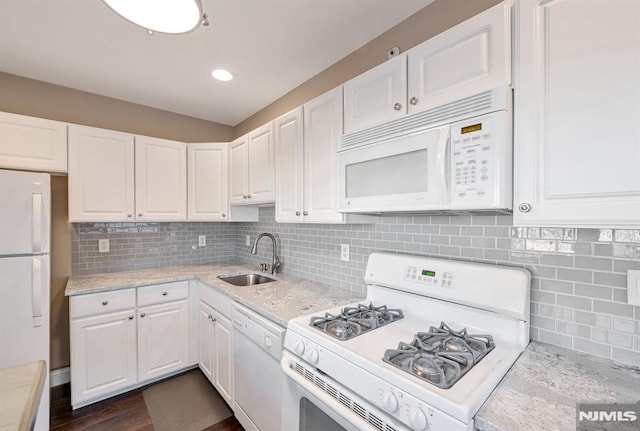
<box><xmin>383</xmin><ymin>322</ymin><xmax>495</xmax><ymax>389</ymax></box>
<box><xmin>309</xmin><ymin>302</ymin><xmax>403</xmax><ymax>341</ymax></box>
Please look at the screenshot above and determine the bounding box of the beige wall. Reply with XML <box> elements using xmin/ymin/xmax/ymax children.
<box><xmin>235</xmin><ymin>0</ymin><xmax>501</xmax><ymax>136</ymax></box>
<box><xmin>1</xmin><ymin>0</ymin><xmax>500</xmax><ymax>372</ymax></box>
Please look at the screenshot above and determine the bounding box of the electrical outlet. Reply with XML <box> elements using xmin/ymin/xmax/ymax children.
<box><xmin>198</xmin><ymin>235</ymin><xmax>206</xmax><ymax>247</ymax></box>
<box><xmin>340</xmin><ymin>244</ymin><xmax>350</xmax><ymax>262</ymax></box>
<box><xmin>98</xmin><ymin>239</ymin><xmax>110</xmax><ymax>253</ymax></box>
<box><xmin>246</xmin><ymin>235</ymin><xmax>251</xmax><ymax>246</ymax></box>
<box><xmin>628</xmin><ymin>270</ymin><xmax>640</xmax><ymax>306</ymax></box>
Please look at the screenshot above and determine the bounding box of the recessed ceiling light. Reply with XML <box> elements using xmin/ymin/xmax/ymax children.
<box><xmin>211</xmin><ymin>69</ymin><xmax>233</xmax><ymax>81</ymax></box>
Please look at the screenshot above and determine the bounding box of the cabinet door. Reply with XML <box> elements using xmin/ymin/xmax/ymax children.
<box><xmin>514</xmin><ymin>0</ymin><xmax>640</xmax><ymax>227</ymax></box>
<box><xmin>138</xmin><ymin>300</ymin><xmax>189</xmax><ymax>383</ymax></box>
<box><xmin>229</xmin><ymin>135</ymin><xmax>249</xmax><ymax>204</ymax></box>
<box><xmin>303</xmin><ymin>88</ymin><xmax>344</xmax><ymax>223</ymax></box>
<box><xmin>68</xmin><ymin>125</ymin><xmax>135</xmax><ymax>222</ymax></box>
<box><xmin>274</xmin><ymin>107</ymin><xmax>304</xmax><ymax>222</ymax></box>
<box><xmin>247</xmin><ymin>122</ymin><xmax>275</xmax><ymax>203</ymax></box>
<box><xmin>188</xmin><ymin>143</ymin><xmax>228</xmax><ymax>221</ymax></box>
<box><xmin>0</xmin><ymin>111</ymin><xmax>68</xmax><ymax>172</ymax></box>
<box><xmin>408</xmin><ymin>2</ymin><xmax>510</xmax><ymax>114</ymax></box>
<box><xmin>135</xmin><ymin>136</ymin><xmax>187</xmax><ymax>221</ymax></box>
<box><xmin>198</xmin><ymin>301</ymin><xmax>214</xmax><ymax>382</ymax></box>
<box><xmin>70</xmin><ymin>310</ymin><xmax>137</xmax><ymax>407</ymax></box>
<box><xmin>213</xmin><ymin>312</ymin><xmax>233</xmax><ymax>405</ymax></box>
<box><xmin>343</xmin><ymin>54</ymin><xmax>407</xmax><ymax>134</ymax></box>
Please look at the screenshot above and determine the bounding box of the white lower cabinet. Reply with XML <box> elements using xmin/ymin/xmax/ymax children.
<box><xmin>70</xmin><ymin>309</ymin><xmax>137</xmax><ymax>407</ymax></box>
<box><xmin>138</xmin><ymin>300</ymin><xmax>190</xmax><ymax>383</ymax></box>
<box><xmin>198</xmin><ymin>299</ymin><xmax>233</xmax><ymax>405</ymax></box>
<box><xmin>69</xmin><ymin>282</ymin><xmax>192</xmax><ymax>408</ymax></box>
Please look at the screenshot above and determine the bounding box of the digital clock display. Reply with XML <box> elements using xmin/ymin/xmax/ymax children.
<box><xmin>421</xmin><ymin>270</ymin><xmax>436</xmax><ymax>277</ymax></box>
<box><xmin>461</xmin><ymin>123</ymin><xmax>482</xmax><ymax>134</ymax></box>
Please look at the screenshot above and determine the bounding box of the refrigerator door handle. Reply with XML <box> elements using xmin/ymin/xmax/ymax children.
<box><xmin>32</xmin><ymin>256</ymin><xmax>43</xmax><ymax>327</ymax></box>
<box><xmin>32</xmin><ymin>183</ymin><xmax>43</xmax><ymax>254</ymax></box>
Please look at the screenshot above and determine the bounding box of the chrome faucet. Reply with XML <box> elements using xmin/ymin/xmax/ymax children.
<box><xmin>250</xmin><ymin>233</ymin><xmax>281</xmax><ymax>275</ymax></box>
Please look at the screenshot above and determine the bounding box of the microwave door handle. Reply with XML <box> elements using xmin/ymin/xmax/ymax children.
<box><xmin>435</xmin><ymin>128</ymin><xmax>451</xmax><ymax>203</ymax></box>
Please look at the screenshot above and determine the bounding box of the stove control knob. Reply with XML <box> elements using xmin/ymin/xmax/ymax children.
<box><xmin>409</xmin><ymin>407</ymin><xmax>428</xmax><ymax>431</ymax></box>
<box><xmin>307</xmin><ymin>349</ymin><xmax>319</xmax><ymax>364</ymax></box>
<box><xmin>294</xmin><ymin>341</ymin><xmax>305</xmax><ymax>355</ymax></box>
<box><xmin>381</xmin><ymin>392</ymin><xmax>398</xmax><ymax>413</ymax></box>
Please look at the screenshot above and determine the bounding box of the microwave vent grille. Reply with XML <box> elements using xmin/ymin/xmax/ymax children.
<box><xmin>340</xmin><ymin>89</ymin><xmax>494</xmax><ymax>150</ymax></box>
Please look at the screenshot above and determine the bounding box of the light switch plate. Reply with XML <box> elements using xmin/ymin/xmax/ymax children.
<box><xmin>198</xmin><ymin>235</ymin><xmax>206</xmax><ymax>247</ymax></box>
<box><xmin>340</xmin><ymin>244</ymin><xmax>350</xmax><ymax>262</ymax></box>
<box><xmin>98</xmin><ymin>239</ymin><xmax>109</xmax><ymax>253</ymax></box>
<box><xmin>628</xmin><ymin>270</ymin><xmax>640</xmax><ymax>306</ymax></box>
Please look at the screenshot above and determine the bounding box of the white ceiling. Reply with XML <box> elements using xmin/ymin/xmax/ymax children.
<box><xmin>0</xmin><ymin>0</ymin><xmax>432</xmax><ymax>126</ymax></box>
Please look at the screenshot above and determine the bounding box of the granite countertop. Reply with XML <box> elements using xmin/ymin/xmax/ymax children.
<box><xmin>0</xmin><ymin>360</ymin><xmax>46</xmax><ymax>431</ymax></box>
<box><xmin>65</xmin><ymin>264</ymin><xmax>364</xmax><ymax>327</ymax></box>
<box><xmin>476</xmin><ymin>341</ymin><xmax>640</xmax><ymax>431</ymax></box>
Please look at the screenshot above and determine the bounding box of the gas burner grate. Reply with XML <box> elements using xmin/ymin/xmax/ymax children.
<box><xmin>383</xmin><ymin>321</ymin><xmax>495</xmax><ymax>389</ymax></box>
<box><xmin>309</xmin><ymin>302</ymin><xmax>403</xmax><ymax>341</ymax></box>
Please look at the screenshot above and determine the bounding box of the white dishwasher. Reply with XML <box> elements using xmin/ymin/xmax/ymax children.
<box><xmin>231</xmin><ymin>302</ymin><xmax>285</xmax><ymax>431</ymax></box>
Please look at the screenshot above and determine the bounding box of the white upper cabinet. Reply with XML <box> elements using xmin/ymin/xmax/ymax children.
<box><xmin>407</xmin><ymin>1</ymin><xmax>510</xmax><ymax>114</ymax></box>
<box><xmin>0</xmin><ymin>111</ymin><xmax>68</xmax><ymax>173</ymax></box>
<box><xmin>229</xmin><ymin>134</ymin><xmax>249</xmax><ymax>204</ymax></box>
<box><xmin>229</xmin><ymin>123</ymin><xmax>275</xmax><ymax>205</ymax></box>
<box><xmin>247</xmin><ymin>122</ymin><xmax>275</xmax><ymax>203</ymax></box>
<box><xmin>187</xmin><ymin>143</ymin><xmax>228</xmax><ymax>221</ymax></box>
<box><xmin>342</xmin><ymin>2</ymin><xmax>510</xmax><ymax>135</ymax></box>
<box><xmin>343</xmin><ymin>54</ymin><xmax>407</xmax><ymax>134</ymax></box>
<box><xmin>135</xmin><ymin>136</ymin><xmax>187</xmax><ymax>221</ymax></box>
<box><xmin>68</xmin><ymin>125</ymin><xmax>135</xmax><ymax>222</ymax></box>
<box><xmin>514</xmin><ymin>0</ymin><xmax>640</xmax><ymax>227</ymax></box>
<box><xmin>274</xmin><ymin>107</ymin><xmax>305</xmax><ymax>222</ymax></box>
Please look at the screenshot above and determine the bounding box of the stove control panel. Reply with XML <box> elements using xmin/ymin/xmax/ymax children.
<box><xmin>404</xmin><ymin>266</ymin><xmax>455</xmax><ymax>288</ymax></box>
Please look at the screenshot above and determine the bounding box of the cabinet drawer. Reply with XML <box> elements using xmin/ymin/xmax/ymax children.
<box><xmin>137</xmin><ymin>281</ymin><xmax>189</xmax><ymax>307</ymax></box>
<box><xmin>70</xmin><ymin>289</ymin><xmax>136</xmax><ymax>319</ymax></box>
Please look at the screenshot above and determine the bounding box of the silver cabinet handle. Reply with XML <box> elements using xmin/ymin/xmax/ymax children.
<box><xmin>208</xmin><ymin>314</ymin><xmax>213</xmax><ymax>320</ymax></box>
<box><xmin>303</xmin><ymin>211</ymin><xmax>309</xmax><ymax>216</ymax></box>
<box><xmin>102</xmin><ymin>300</ymin><xmax>108</xmax><ymax>306</ymax></box>
<box><xmin>140</xmin><ymin>313</ymin><xmax>146</xmax><ymax>318</ymax></box>
<box><xmin>138</xmin><ymin>213</ymin><xmax>143</xmax><ymax>217</ymax></box>
<box><xmin>222</xmin><ymin>213</ymin><xmax>226</xmax><ymax>218</ymax></box>
<box><xmin>393</xmin><ymin>103</ymin><xmax>402</xmax><ymax>111</ymax></box>
<box><xmin>127</xmin><ymin>214</ymin><xmax>132</xmax><ymax>218</ymax></box>
<box><xmin>518</xmin><ymin>203</ymin><xmax>532</xmax><ymax>213</ymax></box>
<box><xmin>128</xmin><ymin>315</ymin><xmax>134</xmax><ymax>320</ymax></box>
<box><xmin>409</xmin><ymin>97</ymin><xmax>418</xmax><ymax>105</ymax></box>
<box><xmin>295</xmin><ymin>211</ymin><xmax>301</xmax><ymax>216</ymax></box>
<box><xmin>242</xmin><ymin>195</ymin><xmax>247</xmax><ymax>199</ymax></box>
<box><xmin>247</xmin><ymin>194</ymin><xmax>251</xmax><ymax>199</ymax></box>
<box><xmin>212</xmin><ymin>317</ymin><xmax>217</xmax><ymax>323</ymax></box>
<box><xmin>162</xmin><ymin>291</ymin><xmax>168</xmax><ymax>296</ymax></box>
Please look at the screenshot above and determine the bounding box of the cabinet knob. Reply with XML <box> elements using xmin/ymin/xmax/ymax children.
<box><xmin>208</xmin><ymin>314</ymin><xmax>213</xmax><ymax>320</ymax></box>
<box><xmin>138</xmin><ymin>213</ymin><xmax>143</xmax><ymax>217</ymax></box>
<box><xmin>222</xmin><ymin>213</ymin><xmax>226</xmax><ymax>218</ymax></box>
<box><xmin>127</xmin><ymin>214</ymin><xmax>132</xmax><ymax>218</ymax></box>
<box><xmin>295</xmin><ymin>211</ymin><xmax>301</xmax><ymax>216</ymax></box>
<box><xmin>162</xmin><ymin>291</ymin><xmax>168</xmax><ymax>296</ymax></box>
<box><xmin>518</xmin><ymin>203</ymin><xmax>532</xmax><ymax>213</ymax></box>
<box><xmin>212</xmin><ymin>317</ymin><xmax>217</xmax><ymax>323</ymax></box>
<box><xmin>140</xmin><ymin>313</ymin><xmax>146</xmax><ymax>318</ymax></box>
<box><xmin>247</xmin><ymin>194</ymin><xmax>251</xmax><ymax>199</ymax></box>
<box><xmin>303</xmin><ymin>211</ymin><xmax>309</xmax><ymax>216</ymax></box>
<box><xmin>243</xmin><ymin>195</ymin><xmax>248</xmax><ymax>199</ymax></box>
<box><xmin>128</xmin><ymin>315</ymin><xmax>134</xmax><ymax>320</ymax></box>
<box><xmin>102</xmin><ymin>300</ymin><xmax>108</xmax><ymax>306</ymax></box>
<box><xmin>409</xmin><ymin>97</ymin><xmax>418</xmax><ymax>105</ymax></box>
<box><xmin>393</xmin><ymin>102</ymin><xmax>402</xmax><ymax>111</ymax></box>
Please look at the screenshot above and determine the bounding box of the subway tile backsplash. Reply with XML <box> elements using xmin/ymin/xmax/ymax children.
<box><xmin>71</xmin><ymin>207</ymin><xmax>640</xmax><ymax>367</ymax></box>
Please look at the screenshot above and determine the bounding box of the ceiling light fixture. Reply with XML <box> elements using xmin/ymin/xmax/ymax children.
<box><xmin>101</xmin><ymin>0</ymin><xmax>209</xmax><ymax>35</ymax></box>
<box><xmin>211</xmin><ymin>69</ymin><xmax>233</xmax><ymax>81</ymax></box>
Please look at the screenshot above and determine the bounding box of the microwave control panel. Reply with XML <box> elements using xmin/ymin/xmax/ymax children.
<box><xmin>450</xmin><ymin>111</ymin><xmax>511</xmax><ymax>210</ymax></box>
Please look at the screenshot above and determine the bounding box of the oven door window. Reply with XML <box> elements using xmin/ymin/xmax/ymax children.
<box><xmin>300</xmin><ymin>398</ymin><xmax>348</xmax><ymax>431</ymax></box>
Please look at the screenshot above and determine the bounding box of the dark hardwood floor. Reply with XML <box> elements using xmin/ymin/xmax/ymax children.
<box><xmin>50</xmin><ymin>383</ymin><xmax>244</xmax><ymax>431</ymax></box>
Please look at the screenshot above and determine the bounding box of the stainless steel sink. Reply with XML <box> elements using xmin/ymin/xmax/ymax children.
<box><xmin>218</xmin><ymin>273</ymin><xmax>276</xmax><ymax>287</ymax></box>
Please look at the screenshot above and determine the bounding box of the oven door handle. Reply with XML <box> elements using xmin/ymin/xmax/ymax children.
<box><xmin>281</xmin><ymin>351</ymin><xmax>410</xmax><ymax>431</ymax></box>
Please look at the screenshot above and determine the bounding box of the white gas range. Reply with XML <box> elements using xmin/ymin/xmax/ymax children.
<box><xmin>281</xmin><ymin>253</ymin><xmax>530</xmax><ymax>431</ymax></box>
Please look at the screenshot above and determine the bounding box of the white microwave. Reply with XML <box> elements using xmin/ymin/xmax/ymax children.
<box><xmin>337</xmin><ymin>86</ymin><xmax>513</xmax><ymax>214</ymax></box>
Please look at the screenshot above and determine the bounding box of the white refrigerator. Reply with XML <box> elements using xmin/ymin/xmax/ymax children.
<box><xmin>0</xmin><ymin>169</ymin><xmax>50</xmax><ymax>430</ymax></box>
